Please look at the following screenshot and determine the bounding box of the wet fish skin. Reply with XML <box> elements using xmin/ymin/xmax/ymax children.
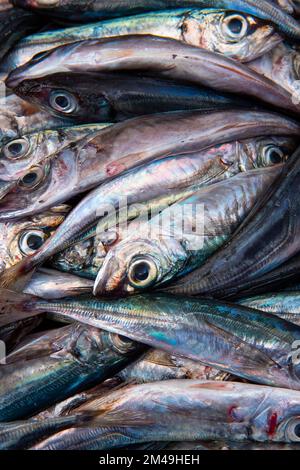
<box><xmin>51</xmin><ymin>136</ymin><xmax>296</xmax><ymax>280</ymax></box>
<box><xmin>10</xmin><ymin>0</ymin><xmax>300</xmax><ymax>40</ymax></box>
<box><xmin>118</xmin><ymin>349</ymin><xmax>228</xmax><ymax>383</ymax></box>
<box><xmin>0</xmin><ymin>206</ymin><xmax>69</xmax><ymax>273</ymax></box>
<box><xmin>248</xmin><ymin>42</ymin><xmax>300</xmax><ymax>99</ymax></box>
<box><xmin>0</xmin><ymin>7</ymin><xmax>41</xmax><ymax>63</ymax></box>
<box><xmin>0</xmin><ymin>414</ymin><xmax>96</xmax><ymax>450</ymax></box>
<box><xmin>0</xmin><ymin>322</ymin><xmax>144</xmax><ymax>421</ymax></box>
<box><xmin>2</xmin><ymin>8</ymin><xmax>283</xmax><ymax>74</ymax></box>
<box><xmin>94</xmin><ymin>166</ymin><xmax>284</xmax><ymax>296</ymax></box>
<box><xmin>162</xmin><ymin>144</ymin><xmax>300</xmax><ymax>298</ymax></box>
<box><xmin>1</xmin><ymin>109</ymin><xmax>299</xmax><ymax>287</ymax></box>
<box><xmin>0</xmin><ymin>122</ymin><xmax>109</xmax><ymax>183</ymax></box>
<box><xmin>6</xmin><ymin>36</ymin><xmax>300</xmax><ymax>116</ymax></box>
<box><xmin>24</xmin><ymin>268</ymin><xmax>93</xmax><ymax>299</ymax></box>
<box><xmin>0</xmin><ymin>316</ymin><xmax>42</xmax><ymax>354</ymax></box>
<box><xmin>14</xmin><ymin>72</ymin><xmax>254</xmax><ymax>123</ymax></box>
<box><xmin>31</xmin><ymin>380</ymin><xmax>300</xmax><ymax>449</ymax></box>
<box><xmin>18</xmin><ymin>292</ymin><xmax>300</xmax><ymax>390</ymax></box>
<box><xmin>238</xmin><ymin>292</ymin><xmax>300</xmax><ymax>327</ymax></box>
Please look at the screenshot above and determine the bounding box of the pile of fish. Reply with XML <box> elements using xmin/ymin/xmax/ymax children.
<box><xmin>2</xmin><ymin>0</ymin><xmax>300</xmax><ymax>451</ymax></box>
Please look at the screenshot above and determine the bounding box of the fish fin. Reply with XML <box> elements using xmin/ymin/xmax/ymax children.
<box><xmin>75</xmin><ymin>409</ymin><xmax>154</xmax><ymax>428</ymax></box>
<box><xmin>0</xmin><ymin>258</ymin><xmax>36</xmax><ymax>290</ymax></box>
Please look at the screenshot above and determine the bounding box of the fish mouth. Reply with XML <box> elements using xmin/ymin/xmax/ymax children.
<box><xmin>93</xmin><ymin>255</ymin><xmax>127</xmax><ymax>297</ymax></box>
<box><xmin>245</xmin><ymin>30</ymin><xmax>283</xmax><ymax>64</ymax></box>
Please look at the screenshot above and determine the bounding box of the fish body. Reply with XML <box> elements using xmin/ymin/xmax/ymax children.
<box><xmin>24</xmin><ymin>268</ymin><xmax>93</xmax><ymax>298</ymax></box>
<box><xmin>14</xmin><ymin>72</ymin><xmax>254</xmax><ymax>123</ymax></box>
<box><xmin>17</xmin><ymin>292</ymin><xmax>300</xmax><ymax>390</ymax></box>
<box><xmin>10</xmin><ymin>0</ymin><xmax>300</xmax><ymax>41</ymax></box>
<box><xmin>238</xmin><ymin>292</ymin><xmax>300</xmax><ymax>326</ymax></box>
<box><xmin>31</xmin><ymin>380</ymin><xmax>300</xmax><ymax>449</ymax></box>
<box><xmin>0</xmin><ymin>322</ymin><xmax>144</xmax><ymax>421</ymax></box>
<box><xmin>2</xmin><ymin>8</ymin><xmax>282</xmax><ymax>74</ymax></box>
<box><xmin>0</xmin><ymin>123</ymin><xmax>109</xmax><ymax>183</ymax></box>
<box><xmin>1</xmin><ymin>110</ymin><xmax>298</xmax><ymax>287</ymax></box>
<box><xmin>94</xmin><ymin>166</ymin><xmax>283</xmax><ymax>295</ymax></box>
<box><xmin>162</xmin><ymin>145</ymin><xmax>300</xmax><ymax>298</ymax></box>
<box><xmin>7</xmin><ymin>36</ymin><xmax>300</xmax><ymax>115</ymax></box>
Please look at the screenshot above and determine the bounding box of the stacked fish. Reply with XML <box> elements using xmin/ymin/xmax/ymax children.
<box><xmin>2</xmin><ymin>0</ymin><xmax>300</xmax><ymax>451</ymax></box>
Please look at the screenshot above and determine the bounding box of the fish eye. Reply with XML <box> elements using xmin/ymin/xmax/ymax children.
<box><xmin>19</xmin><ymin>230</ymin><xmax>46</xmax><ymax>255</ymax></box>
<box><xmin>49</xmin><ymin>90</ymin><xmax>78</xmax><ymax>114</ymax></box>
<box><xmin>284</xmin><ymin>418</ymin><xmax>300</xmax><ymax>442</ymax></box>
<box><xmin>222</xmin><ymin>14</ymin><xmax>248</xmax><ymax>41</ymax></box>
<box><xmin>3</xmin><ymin>138</ymin><xmax>30</xmax><ymax>160</ymax></box>
<box><xmin>262</xmin><ymin>145</ymin><xmax>285</xmax><ymax>166</ymax></box>
<box><xmin>128</xmin><ymin>257</ymin><xmax>158</xmax><ymax>289</ymax></box>
<box><xmin>18</xmin><ymin>165</ymin><xmax>46</xmax><ymax>189</ymax></box>
<box><xmin>109</xmin><ymin>333</ymin><xmax>136</xmax><ymax>354</ymax></box>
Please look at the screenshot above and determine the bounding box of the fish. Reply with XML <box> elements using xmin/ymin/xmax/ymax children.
<box><xmin>31</xmin><ymin>380</ymin><xmax>300</xmax><ymax>449</ymax></box>
<box><xmin>10</xmin><ymin>0</ymin><xmax>300</xmax><ymax>41</ymax></box>
<box><xmin>0</xmin><ymin>206</ymin><xmax>69</xmax><ymax>273</ymax></box>
<box><xmin>161</xmin><ymin>143</ymin><xmax>300</xmax><ymax>298</ymax></box>
<box><xmin>51</xmin><ymin>136</ymin><xmax>297</xmax><ymax>280</ymax></box>
<box><xmin>0</xmin><ymin>123</ymin><xmax>109</xmax><ymax>184</ymax></box>
<box><xmin>7</xmin><ymin>36</ymin><xmax>300</xmax><ymax>116</ymax></box>
<box><xmin>0</xmin><ymin>7</ymin><xmax>41</xmax><ymax>64</ymax></box>
<box><xmin>238</xmin><ymin>292</ymin><xmax>300</xmax><ymax>326</ymax></box>
<box><xmin>24</xmin><ymin>268</ymin><xmax>93</xmax><ymax>299</ymax></box>
<box><xmin>117</xmin><ymin>349</ymin><xmax>229</xmax><ymax>383</ymax></box>
<box><xmin>248</xmin><ymin>42</ymin><xmax>300</xmax><ymax>100</ymax></box>
<box><xmin>1</xmin><ymin>8</ymin><xmax>283</xmax><ymax>74</ymax></box>
<box><xmin>94</xmin><ymin>166</ymin><xmax>283</xmax><ymax>296</ymax></box>
<box><xmin>14</xmin><ymin>72</ymin><xmax>254</xmax><ymax>123</ymax></box>
<box><xmin>0</xmin><ymin>321</ymin><xmax>144</xmax><ymax>421</ymax></box>
<box><xmin>0</xmin><ymin>413</ymin><xmax>102</xmax><ymax>450</ymax></box>
<box><xmin>0</xmin><ymin>316</ymin><xmax>42</xmax><ymax>354</ymax></box>
<box><xmin>8</xmin><ymin>291</ymin><xmax>300</xmax><ymax>390</ymax></box>
<box><xmin>1</xmin><ymin>109</ymin><xmax>299</xmax><ymax>289</ymax></box>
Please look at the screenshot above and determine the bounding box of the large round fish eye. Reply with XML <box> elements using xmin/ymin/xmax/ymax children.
<box><xmin>128</xmin><ymin>257</ymin><xmax>158</xmax><ymax>289</ymax></box>
<box><xmin>284</xmin><ymin>417</ymin><xmax>300</xmax><ymax>442</ymax></box>
<box><xmin>3</xmin><ymin>138</ymin><xmax>30</xmax><ymax>160</ymax></box>
<box><xmin>19</xmin><ymin>230</ymin><xmax>46</xmax><ymax>255</ymax></box>
<box><xmin>18</xmin><ymin>165</ymin><xmax>46</xmax><ymax>190</ymax></box>
<box><xmin>221</xmin><ymin>14</ymin><xmax>249</xmax><ymax>41</ymax></box>
<box><xmin>109</xmin><ymin>333</ymin><xmax>136</xmax><ymax>355</ymax></box>
<box><xmin>49</xmin><ymin>90</ymin><xmax>78</xmax><ymax>114</ymax></box>
<box><xmin>262</xmin><ymin>145</ymin><xmax>285</xmax><ymax>166</ymax></box>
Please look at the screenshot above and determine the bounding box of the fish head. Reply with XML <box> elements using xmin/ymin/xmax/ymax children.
<box><xmin>0</xmin><ymin>148</ymin><xmax>77</xmax><ymax>221</ymax></box>
<box><xmin>14</xmin><ymin>74</ymin><xmax>113</xmax><ymax>122</ymax></box>
<box><xmin>237</xmin><ymin>136</ymin><xmax>298</xmax><ymax>171</ymax></box>
<box><xmin>249</xmin><ymin>388</ymin><xmax>300</xmax><ymax>443</ymax></box>
<box><xmin>69</xmin><ymin>323</ymin><xmax>143</xmax><ymax>364</ymax></box>
<box><xmin>94</xmin><ymin>237</ymin><xmax>186</xmax><ymax>296</ymax></box>
<box><xmin>182</xmin><ymin>10</ymin><xmax>283</xmax><ymax>62</ymax></box>
<box><xmin>0</xmin><ymin>205</ymin><xmax>68</xmax><ymax>272</ymax></box>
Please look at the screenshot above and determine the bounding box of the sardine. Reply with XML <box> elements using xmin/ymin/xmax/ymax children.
<box><xmin>0</xmin><ymin>321</ymin><xmax>144</xmax><ymax>421</ymax></box>
<box><xmin>0</xmin><ymin>123</ymin><xmax>109</xmax><ymax>183</ymax></box>
<box><xmin>2</xmin><ymin>8</ymin><xmax>283</xmax><ymax>74</ymax></box>
<box><xmin>7</xmin><ymin>36</ymin><xmax>300</xmax><ymax>116</ymax></box>
<box><xmin>10</xmin><ymin>292</ymin><xmax>300</xmax><ymax>390</ymax></box>
<box><xmin>31</xmin><ymin>380</ymin><xmax>300</xmax><ymax>449</ymax></box>
<box><xmin>161</xmin><ymin>143</ymin><xmax>300</xmax><ymax>298</ymax></box>
<box><xmin>14</xmin><ymin>72</ymin><xmax>254</xmax><ymax>123</ymax></box>
<box><xmin>1</xmin><ymin>110</ymin><xmax>299</xmax><ymax>288</ymax></box>
<box><xmin>51</xmin><ymin>137</ymin><xmax>297</xmax><ymax>280</ymax></box>
<box><xmin>10</xmin><ymin>0</ymin><xmax>300</xmax><ymax>40</ymax></box>
<box><xmin>94</xmin><ymin>166</ymin><xmax>283</xmax><ymax>296</ymax></box>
